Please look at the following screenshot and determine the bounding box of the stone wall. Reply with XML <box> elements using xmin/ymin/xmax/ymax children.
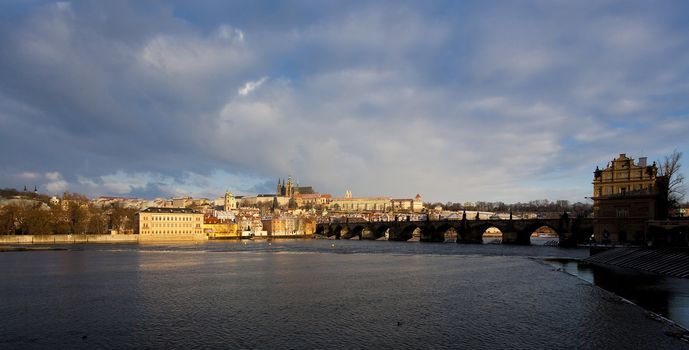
<box><xmin>138</xmin><ymin>234</ymin><xmax>207</xmax><ymax>242</ymax></box>
<box><xmin>0</xmin><ymin>234</ymin><xmax>208</xmax><ymax>244</ymax></box>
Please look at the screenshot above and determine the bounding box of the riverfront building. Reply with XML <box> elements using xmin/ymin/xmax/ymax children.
<box><xmin>262</xmin><ymin>215</ymin><xmax>317</xmax><ymax>236</ymax></box>
<box><xmin>592</xmin><ymin>153</ymin><xmax>668</xmax><ymax>244</ymax></box>
<box><xmin>203</xmin><ymin>215</ymin><xmax>238</xmax><ymax>239</ymax></box>
<box><xmin>136</xmin><ymin>207</ymin><xmax>205</xmax><ymax>240</ymax></box>
<box><xmin>330</xmin><ymin>191</ymin><xmax>424</xmax><ymax>212</ymax></box>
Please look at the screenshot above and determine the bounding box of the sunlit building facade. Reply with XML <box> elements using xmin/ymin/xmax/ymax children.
<box><xmin>592</xmin><ymin>153</ymin><xmax>668</xmax><ymax>243</ymax></box>
<box><xmin>136</xmin><ymin>207</ymin><xmax>204</xmax><ymax>239</ymax></box>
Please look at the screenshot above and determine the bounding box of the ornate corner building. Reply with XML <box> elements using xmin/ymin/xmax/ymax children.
<box><xmin>592</xmin><ymin>153</ymin><xmax>668</xmax><ymax>243</ymax></box>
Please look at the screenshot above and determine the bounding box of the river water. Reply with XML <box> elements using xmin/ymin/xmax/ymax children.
<box><xmin>1</xmin><ymin>240</ymin><xmax>688</xmax><ymax>349</ymax></box>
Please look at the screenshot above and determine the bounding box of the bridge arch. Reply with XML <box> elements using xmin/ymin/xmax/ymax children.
<box><xmin>481</xmin><ymin>226</ymin><xmax>503</xmax><ymax>244</ymax></box>
<box><xmin>368</xmin><ymin>225</ymin><xmax>390</xmax><ymax>240</ymax></box>
<box><xmin>398</xmin><ymin>224</ymin><xmax>421</xmax><ymax>241</ymax></box>
<box><xmin>345</xmin><ymin>225</ymin><xmax>367</xmax><ymax>240</ymax></box>
<box><xmin>523</xmin><ymin>223</ymin><xmax>560</xmax><ymax>246</ymax></box>
<box><xmin>331</xmin><ymin>225</ymin><xmax>345</xmax><ymax>240</ymax></box>
<box><xmin>432</xmin><ymin>223</ymin><xmax>459</xmax><ymax>243</ymax></box>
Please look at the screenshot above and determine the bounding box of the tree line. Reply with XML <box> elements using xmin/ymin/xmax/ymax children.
<box><xmin>0</xmin><ymin>192</ymin><xmax>137</xmax><ymax>235</ymax></box>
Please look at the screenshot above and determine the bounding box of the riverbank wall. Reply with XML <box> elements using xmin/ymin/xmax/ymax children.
<box><xmin>585</xmin><ymin>247</ymin><xmax>689</xmax><ymax>278</ymax></box>
<box><xmin>0</xmin><ymin>234</ymin><xmax>207</xmax><ymax>244</ymax></box>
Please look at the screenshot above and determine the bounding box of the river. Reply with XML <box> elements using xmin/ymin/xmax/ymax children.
<box><xmin>0</xmin><ymin>240</ymin><xmax>687</xmax><ymax>349</ymax></box>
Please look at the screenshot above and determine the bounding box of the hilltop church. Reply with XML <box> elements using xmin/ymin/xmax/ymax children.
<box><xmin>276</xmin><ymin>176</ymin><xmax>315</xmax><ymax>197</ymax></box>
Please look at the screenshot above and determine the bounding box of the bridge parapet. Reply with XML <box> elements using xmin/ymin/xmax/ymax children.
<box><xmin>316</xmin><ymin>217</ymin><xmax>593</xmax><ymax>245</ymax></box>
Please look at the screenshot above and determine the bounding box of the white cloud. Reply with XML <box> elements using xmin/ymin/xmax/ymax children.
<box><xmin>217</xmin><ymin>25</ymin><xmax>244</xmax><ymax>42</ymax></box>
<box><xmin>139</xmin><ymin>31</ymin><xmax>249</xmax><ymax>78</ymax></box>
<box><xmin>42</xmin><ymin>171</ymin><xmax>67</xmax><ymax>193</ymax></box>
<box><xmin>45</xmin><ymin>180</ymin><xmax>67</xmax><ymax>193</ymax></box>
<box><xmin>18</xmin><ymin>172</ymin><xmax>39</xmax><ymax>180</ymax></box>
<box><xmin>45</xmin><ymin>171</ymin><xmax>62</xmax><ymax>181</ymax></box>
<box><xmin>610</xmin><ymin>98</ymin><xmax>644</xmax><ymax>115</ymax></box>
<box><xmin>238</xmin><ymin>77</ymin><xmax>268</xmax><ymax>96</ymax></box>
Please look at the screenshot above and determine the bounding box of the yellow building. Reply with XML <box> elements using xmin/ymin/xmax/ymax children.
<box><xmin>592</xmin><ymin>153</ymin><xmax>668</xmax><ymax>243</ymax></box>
<box><xmin>293</xmin><ymin>193</ymin><xmax>332</xmax><ymax>208</ymax></box>
<box><xmin>593</xmin><ymin>154</ymin><xmax>658</xmax><ymax>199</ymax></box>
<box><xmin>136</xmin><ymin>207</ymin><xmax>205</xmax><ymax>240</ymax></box>
<box><xmin>391</xmin><ymin>194</ymin><xmax>424</xmax><ymax>212</ymax></box>
<box><xmin>224</xmin><ymin>191</ymin><xmax>237</xmax><ymax>211</ymax></box>
<box><xmin>262</xmin><ymin>215</ymin><xmax>317</xmax><ymax>236</ymax></box>
<box><xmin>203</xmin><ymin>215</ymin><xmax>239</xmax><ymax>239</ymax></box>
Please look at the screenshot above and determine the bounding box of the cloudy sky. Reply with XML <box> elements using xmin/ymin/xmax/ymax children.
<box><xmin>1</xmin><ymin>1</ymin><xmax>688</xmax><ymax>203</ymax></box>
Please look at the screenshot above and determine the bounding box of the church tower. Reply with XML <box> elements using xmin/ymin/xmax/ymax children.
<box><xmin>224</xmin><ymin>190</ymin><xmax>237</xmax><ymax>211</ymax></box>
<box><xmin>286</xmin><ymin>176</ymin><xmax>294</xmax><ymax>197</ymax></box>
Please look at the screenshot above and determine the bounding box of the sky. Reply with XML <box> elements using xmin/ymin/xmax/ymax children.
<box><xmin>1</xmin><ymin>1</ymin><xmax>688</xmax><ymax>204</ymax></box>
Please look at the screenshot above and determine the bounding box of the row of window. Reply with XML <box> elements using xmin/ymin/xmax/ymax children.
<box><xmin>597</xmin><ymin>184</ymin><xmax>651</xmax><ymax>196</ymax></box>
<box><xmin>143</xmin><ymin>223</ymin><xmax>199</xmax><ymax>228</ymax></box>
<box><xmin>143</xmin><ymin>216</ymin><xmax>201</xmax><ymax>221</ymax></box>
<box><xmin>602</xmin><ymin>171</ymin><xmax>649</xmax><ymax>180</ymax></box>
<box><xmin>142</xmin><ymin>230</ymin><xmax>201</xmax><ymax>234</ymax></box>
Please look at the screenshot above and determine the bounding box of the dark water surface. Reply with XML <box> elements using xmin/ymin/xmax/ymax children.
<box><xmin>1</xmin><ymin>240</ymin><xmax>688</xmax><ymax>349</ymax></box>
<box><xmin>546</xmin><ymin>258</ymin><xmax>689</xmax><ymax>331</ymax></box>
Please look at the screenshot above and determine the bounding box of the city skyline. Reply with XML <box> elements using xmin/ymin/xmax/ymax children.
<box><xmin>1</xmin><ymin>1</ymin><xmax>688</xmax><ymax>203</ymax></box>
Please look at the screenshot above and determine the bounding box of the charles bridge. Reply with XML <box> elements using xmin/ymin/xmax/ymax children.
<box><xmin>316</xmin><ymin>213</ymin><xmax>595</xmax><ymax>246</ymax></box>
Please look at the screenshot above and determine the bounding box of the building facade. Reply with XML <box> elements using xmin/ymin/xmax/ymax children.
<box><xmin>136</xmin><ymin>207</ymin><xmax>204</xmax><ymax>239</ymax></box>
<box><xmin>330</xmin><ymin>196</ymin><xmax>392</xmax><ymax>212</ymax></box>
<box><xmin>293</xmin><ymin>193</ymin><xmax>332</xmax><ymax>208</ymax></box>
<box><xmin>592</xmin><ymin>153</ymin><xmax>668</xmax><ymax>243</ymax></box>
<box><xmin>262</xmin><ymin>215</ymin><xmax>317</xmax><ymax>236</ymax></box>
<box><xmin>203</xmin><ymin>215</ymin><xmax>238</xmax><ymax>239</ymax></box>
<box><xmin>330</xmin><ymin>191</ymin><xmax>425</xmax><ymax>213</ymax></box>
<box><xmin>391</xmin><ymin>194</ymin><xmax>424</xmax><ymax>212</ymax></box>
<box><xmin>236</xmin><ymin>212</ymin><xmax>267</xmax><ymax>237</ymax></box>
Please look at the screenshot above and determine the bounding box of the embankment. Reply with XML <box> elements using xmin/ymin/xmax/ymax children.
<box><xmin>0</xmin><ymin>234</ymin><xmax>208</xmax><ymax>244</ymax></box>
<box><xmin>585</xmin><ymin>247</ymin><xmax>689</xmax><ymax>278</ymax></box>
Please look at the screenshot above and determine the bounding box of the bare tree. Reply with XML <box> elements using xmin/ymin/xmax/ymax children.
<box><xmin>22</xmin><ymin>204</ymin><xmax>51</xmax><ymax>234</ymax></box>
<box><xmin>658</xmin><ymin>150</ymin><xmax>685</xmax><ymax>206</ymax></box>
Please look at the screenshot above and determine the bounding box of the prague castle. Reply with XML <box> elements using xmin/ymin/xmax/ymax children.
<box><xmin>276</xmin><ymin>176</ymin><xmax>315</xmax><ymax>197</ymax></box>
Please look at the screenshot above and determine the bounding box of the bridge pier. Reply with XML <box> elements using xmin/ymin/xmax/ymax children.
<box><xmin>444</xmin><ymin>229</ymin><xmax>458</xmax><ymax>243</ymax></box>
<box><xmin>500</xmin><ymin>231</ymin><xmax>517</xmax><ymax>244</ymax></box>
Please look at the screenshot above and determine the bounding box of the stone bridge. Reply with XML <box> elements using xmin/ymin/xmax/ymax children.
<box><xmin>316</xmin><ymin>215</ymin><xmax>594</xmax><ymax>246</ymax></box>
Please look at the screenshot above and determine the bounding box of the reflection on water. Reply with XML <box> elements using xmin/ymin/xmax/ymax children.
<box><xmin>1</xmin><ymin>241</ymin><xmax>688</xmax><ymax>349</ymax></box>
<box><xmin>545</xmin><ymin>258</ymin><xmax>689</xmax><ymax>330</ymax></box>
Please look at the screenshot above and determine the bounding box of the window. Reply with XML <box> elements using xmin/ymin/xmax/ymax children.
<box><xmin>615</xmin><ymin>207</ymin><xmax>629</xmax><ymax>217</ymax></box>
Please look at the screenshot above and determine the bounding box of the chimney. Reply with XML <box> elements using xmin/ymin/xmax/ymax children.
<box><xmin>638</xmin><ymin>157</ymin><xmax>647</xmax><ymax>167</ymax></box>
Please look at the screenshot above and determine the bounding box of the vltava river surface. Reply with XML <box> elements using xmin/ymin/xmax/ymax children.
<box><xmin>1</xmin><ymin>240</ymin><xmax>688</xmax><ymax>349</ymax></box>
